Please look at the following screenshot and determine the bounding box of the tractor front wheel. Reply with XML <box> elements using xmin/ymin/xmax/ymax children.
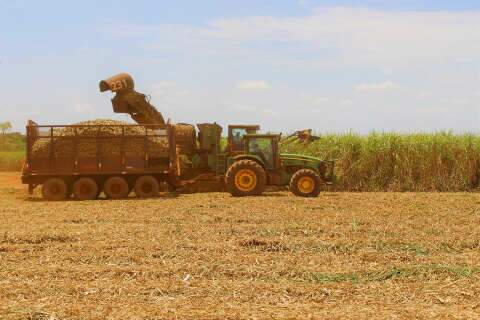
<box><xmin>225</xmin><ymin>160</ymin><xmax>266</xmax><ymax>197</ymax></box>
<box><xmin>289</xmin><ymin>169</ymin><xmax>321</xmax><ymax>197</ymax></box>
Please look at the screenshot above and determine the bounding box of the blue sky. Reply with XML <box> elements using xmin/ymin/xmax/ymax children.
<box><xmin>1</xmin><ymin>0</ymin><xmax>479</xmax><ymax>133</ymax></box>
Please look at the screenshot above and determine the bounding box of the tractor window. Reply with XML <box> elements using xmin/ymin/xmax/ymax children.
<box><xmin>231</xmin><ymin>128</ymin><xmax>247</xmax><ymax>151</ymax></box>
<box><xmin>248</xmin><ymin>137</ymin><xmax>274</xmax><ymax>168</ymax></box>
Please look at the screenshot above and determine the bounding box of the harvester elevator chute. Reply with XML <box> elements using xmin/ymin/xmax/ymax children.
<box><xmin>99</xmin><ymin>73</ymin><xmax>198</xmax><ymax>155</ymax></box>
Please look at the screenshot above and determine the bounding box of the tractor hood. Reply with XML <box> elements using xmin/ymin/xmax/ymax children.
<box><xmin>280</xmin><ymin>153</ymin><xmax>322</xmax><ymax>164</ymax></box>
<box><xmin>280</xmin><ymin>153</ymin><xmax>335</xmax><ymax>183</ymax></box>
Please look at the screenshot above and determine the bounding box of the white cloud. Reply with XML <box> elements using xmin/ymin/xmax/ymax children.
<box><xmin>417</xmin><ymin>106</ymin><xmax>450</xmax><ymax>114</ymax></box>
<box><xmin>205</xmin><ymin>7</ymin><xmax>480</xmax><ymax>68</ymax></box>
<box><xmin>340</xmin><ymin>99</ymin><xmax>354</xmax><ymax>106</ymax></box>
<box><xmin>101</xmin><ymin>7</ymin><xmax>480</xmax><ymax>71</ymax></box>
<box><xmin>261</xmin><ymin>108</ymin><xmax>274</xmax><ymax>115</ymax></box>
<box><xmin>72</xmin><ymin>103</ymin><xmax>95</xmax><ymax>113</ymax></box>
<box><xmin>419</xmin><ymin>91</ymin><xmax>433</xmax><ymax>98</ymax></box>
<box><xmin>236</xmin><ymin>80</ymin><xmax>272</xmax><ymax>91</ymax></box>
<box><xmin>152</xmin><ymin>80</ymin><xmax>175</xmax><ymax>87</ymax></box>
<box><xmin>312</xmin><ymin>97</ymin><xmax>329</xmax><ymax>104</ymax></box>
<box><xmin>473</xmin><ymin>91</ymin><xmax>480</xmax><ymax>96</ymax></box>
<box><xmin>299</xmin><ymin>94</ymin><xmax>330</xmax><ymax>105</ymax></box>
<box><xmin>449</xmin><ymin>98</ymin><xmax>470</xmax><ymax>105</ymax></box>
<box><xmin>354</xmin><ymin>81</ymin><xmax>399</xmax><ymax>93</ymax></box>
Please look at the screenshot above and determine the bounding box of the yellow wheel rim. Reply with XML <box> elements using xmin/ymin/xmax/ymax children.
<box><xmin>235</xmin><ymin>169</ymin><xmax>257</xmax><ymax>192</ymax></box>
<box><xmin>298</xmin><ymin>176</ymin><xmax>315</xmax><ymax>194</ymax></box>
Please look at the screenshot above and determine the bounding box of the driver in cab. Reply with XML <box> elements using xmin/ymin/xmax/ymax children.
<box><xmin>251</xmin><ymin>141</ymin><xmax>272</xmax><ymax>166</ymax></box>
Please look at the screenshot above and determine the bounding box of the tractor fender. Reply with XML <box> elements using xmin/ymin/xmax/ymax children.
<box><xmin>283</xmin><ymin>164</ymin><xmax>323</xmax><ymax>183</ymax></box>
<box><xmin>231</xmin><ymin>155</ymin><xmax>266</xmax><ymax>170</ymax></box>
<box><xmin>229</xmin><ymin>155</ymin><xmax>269</xmax><ymax>182</ymax></box>
<box><xmin>281</xmin><ymin>156</ymin><xmax>323</xmax><ymax>179</ymax></box>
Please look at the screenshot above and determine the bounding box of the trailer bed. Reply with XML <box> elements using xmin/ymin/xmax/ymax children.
<box><xmin>21</xmin><ymin>121</ymin><xmax>179</xmax><ymax>196</ymax></box>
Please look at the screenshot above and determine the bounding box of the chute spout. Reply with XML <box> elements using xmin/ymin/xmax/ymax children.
<box><xmin>99</xmin><ymin>73</ymin><xmax>166</xmax><ymax>126</ymax></box>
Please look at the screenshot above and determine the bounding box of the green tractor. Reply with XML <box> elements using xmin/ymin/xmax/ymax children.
<box><xmin>193</xmin><ymin>124</ymin><xmax>335</xmax><ymax>197</ymax></box>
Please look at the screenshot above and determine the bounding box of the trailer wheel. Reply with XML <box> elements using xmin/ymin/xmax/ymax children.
<box><xmin>73</xmin><ymin>177</ymin><xmax>98</xmax><ymax>201</ymax></box>
<box><xmin>289</xmin><ymin>169</ymin><xmax>321</xmax><ymax>197</ymax></box>
<box><xmin>104</xmin><ymin>176</ymin><xmax>129</xmax><ymax>199</ymax></box>
<box><xmin>42</xmin><ymin>178</ymin><xmax>68</xmax><ymax>201</ymax></box>
<box><xmin>225</xmin><ymin>160</ymin><xmax>266</xmax><ymax>197</ymax></box>
<box><xmin>134</xmin><ymin>175</ymin><xmax>160</xmax><ymax>198</ymax></box>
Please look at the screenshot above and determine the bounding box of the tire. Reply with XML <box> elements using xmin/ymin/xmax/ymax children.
<box><xmin>73</xmin><ymin>177</ymin><xmax>98</xmax><ymax>201</ymax></box>
<box><xmin>225</xmin><ymin>160</ymin><xmax>266</xmax><ymax>197</ymax></box>
<box><xmin>103</xmin><ymin>176</ymin><xmax>129</xmax><ymax>199</ymax></box>
<box><xmin>134</xmin><ymin>175</ymin><xmax>160</xmax><ymax>198</ymax></box>
<box><xmin>42</xmin><ymin>178</ymin><xmax>68</xmax><ymax>201</ymax></box>
<box><xmin>289</xmin><ymin>169</ymin><xmax>322</xmax><ymax>197</ymax></box>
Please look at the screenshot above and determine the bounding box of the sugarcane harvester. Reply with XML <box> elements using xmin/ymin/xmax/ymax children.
<box><xmin>21</xmin><ymin>73</ymin><xmax>334</xmax><ymax>200</ymax></box>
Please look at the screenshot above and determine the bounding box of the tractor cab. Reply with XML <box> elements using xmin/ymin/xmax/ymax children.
<box><xmin>226</xmin><ymin>125</ymin><xmax>260</xmax><ymax>154</ymax></box>
<box><xmin>243</xmin><ymin>134</ymin><xmax>281</xmax><ymax>170</ymax></box>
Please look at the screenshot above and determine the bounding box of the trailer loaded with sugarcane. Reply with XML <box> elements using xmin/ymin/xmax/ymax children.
<box><xmin>21</xmin><ymin>73</ymin><xmax>335</xmax><ymax>200</ymax></box>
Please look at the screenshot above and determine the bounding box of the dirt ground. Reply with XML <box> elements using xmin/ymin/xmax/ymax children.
<box><xmin>0</xmin><ymin>172</ymin><xmax>479</xmax><ymax>319</ymax></box>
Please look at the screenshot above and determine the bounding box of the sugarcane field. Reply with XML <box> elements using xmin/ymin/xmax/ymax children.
<box><xmin>2</xmin><ymin>1</ymin><xmax>480</xmax><ymax>319</ymax></box>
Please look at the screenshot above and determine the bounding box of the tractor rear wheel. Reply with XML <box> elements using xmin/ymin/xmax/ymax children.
<box><xmin>134</xmin><ymin>175</ymin><xmax>160</xmax><ymax>198</ymax></box>
<box><xmin>225</xmin><ymin>160</ymin><xmax>266</xmax><ymax>197</ymax></box>
<box><xmin>42</xmin><ymin>178</ymin><xmax>68</xmax><ymax>201</ymax></box>
<box><xmin>73</xmin><ymin>177</ymin><xmax>98</xmax><ymax>201</ymax></box>
<box><xmin>104</xmin><ymin>176</ymin><xmax>129</xmax><ymax>199</ymax></box>
<box><xmin>289</xmin><ymin>169</ymin><xmax>321</xmax><ymax>197</ymax></box>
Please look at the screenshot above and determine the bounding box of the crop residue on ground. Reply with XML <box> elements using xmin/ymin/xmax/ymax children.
<box><xmin>0</xmin><ymin>172</ymin><xmax>479</xmax><ymax>319</ymax></box>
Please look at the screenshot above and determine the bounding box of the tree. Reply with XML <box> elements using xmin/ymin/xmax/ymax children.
<box><xmin>0</xmin><ymin>122</ymin><xmax>12</xmax><ymax>135</ymax></box>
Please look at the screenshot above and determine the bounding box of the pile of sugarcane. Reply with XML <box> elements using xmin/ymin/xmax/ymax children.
<box><xmin>31</xmin><ymin>119</ymin><xmax>169</xmax><ymax>158</ymax></box>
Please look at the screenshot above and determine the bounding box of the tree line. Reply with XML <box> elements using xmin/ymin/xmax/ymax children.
<box><xmin>0</xmin><ymin>121</ymin><xmax>12</xmax><ymax>135</ymax></box>
<box><xmin>0</xmin><ymin>121</ymin><xmax>25</xmax><ymax>152</ymax></box>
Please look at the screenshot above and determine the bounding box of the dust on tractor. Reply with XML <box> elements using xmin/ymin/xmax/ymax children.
<box><xmin>22</xmin><ymin>73</ymin><xmax>334</xmax><ymax>200</ymax></box>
